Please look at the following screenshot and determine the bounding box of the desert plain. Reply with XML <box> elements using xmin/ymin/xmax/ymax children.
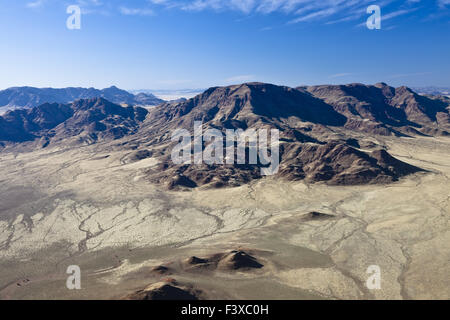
<box><xmin>0</xmin><ymin>131</ymin><xmax>448</xmax><ymax>300</ymax></box>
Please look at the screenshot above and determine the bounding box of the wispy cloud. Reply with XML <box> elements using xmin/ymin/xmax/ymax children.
<box><xmin>66</xmin><ymin>0</ymin><xmax>110</xmax><ymax>15</ymax></box>
<box><xmin>26</xmin><ymin>0</ymin><xmax>45</xmax><ymax>9</ymax></box>
<box><xmin>260</xmin><ymin>26</ymin><xmax>274</xmax><ymax>31</ymax></box>
<box><xmin>120</xmin><ymin>6</ymin><xmax>154</xmax><ymax>16</ymax></box>
<box><xmin>42</xmin><ymin>0</ymin><xmax>448</xmax><ymax>26</ymax></box>
<box><xmin>328</xmin><ymin>73</ymin><xmax>355</xmax><ymax>79</ymax></box>
<box><xmin>225</xmin><ymin>75</ymin><xmax>256</xmax><ymax>83</ymax></box>
<box><xmin>383</xmin><ymin>7</ymin><xmax>418</xmax><ymax>20</ymax></box>
<box><xmin>147</xmin><ymin>0</ymin><xmax>428</xmax><ymax>26</ymax></box>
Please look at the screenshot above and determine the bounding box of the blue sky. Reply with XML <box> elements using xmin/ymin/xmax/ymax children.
<box><xmin>0</xmin><ymin>0</ymin><xmax>449</xmax><ymax>90</ymax></box>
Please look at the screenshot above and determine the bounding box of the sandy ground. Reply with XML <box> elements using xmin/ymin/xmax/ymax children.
<box><xmin>0</xmin><ymin>135</ymin><xmax>448</xmax><ymax>300</ymax></box>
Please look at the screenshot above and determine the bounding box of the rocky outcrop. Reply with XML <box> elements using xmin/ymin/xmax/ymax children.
<box><xmin>124</xmin><ymin>280</ymin><xmax>202</xmax><ymax>300</ymax></box>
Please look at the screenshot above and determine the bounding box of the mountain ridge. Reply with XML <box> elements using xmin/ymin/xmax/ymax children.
<box><xmin>135</xmin><ymin>82</ymin><xmax>432</xmax><ymax>188</ymax></box>
<box><xmin>0</xmin><ymin>97</ymin><xmax>148</xmax><ymax>145</ymax></box>
<box><xmin>303</xmin><ymin>82</ymin><xmax>450</xmax><ymax>136</ymax></box>
<box><xmin>0</xmin><ymin>85</ymin><xmax>165</xmax><ymax>109</ymax></box>
<box><xmin>2</xmin><ymin>82</ymin><xmax>446</xmax><ymax>187</ymax></box>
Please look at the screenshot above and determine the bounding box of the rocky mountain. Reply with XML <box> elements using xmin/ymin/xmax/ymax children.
<box><xmin>144</xmin><ymin>82</ymin><xmax>346</xmax><ymax>130</ymax></box>
<box><xmin>302</xmin><ymin>83</ymin><xmax>450</xmax><ymax>136</ymax></box>
<box><xmin>0</xmin><ymin>98</ymin><xmax>148</xmax><ymax>145</ymax></box>
<box><xmin>136</xmin><ymin>83</ymin><xmax>428</xmax><ymax>188</ymax></box>
<box><xmin>2</xmin><ymin>82</ymin><xmax>447</xmax><ymax>188</ymax></box>
<box><xmin>0</xmin><ymin>86</ymin><xmax>165</xmax><ymax>109</ymax></box>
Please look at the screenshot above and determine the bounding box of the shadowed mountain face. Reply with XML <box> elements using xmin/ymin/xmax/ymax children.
<box><xmin>0</xmin><ymin>103</ymin><xmax>74</xmax><ymax>142</ymax></box>
<box><xmin>137</xmin><ymin>83</ymin><xmax>425</xmax><ymax>188</ymax></box>
<box><xmin>1</xmin><ymin>82</ymin><xmax>443</xmax><ymax>187</ymax></box>
<box><xmin>0</xmin><ymin>98</ymin><xmax>148</xmax><ymax>144</ymax></box>
<box><xmin>145</xmin><ymin>83</ymin><xmax>346</xmax><ymax>132</ymax></box>
<box><xmin>0</xmin><ymin>86</ymin><xmax>165</xmax><ymax>109</ymax></box>
<box><xmin>278</xmin><ymin>142</ymin><xmax>421</xmax><ymax>185</ymax></box>
<box><xmin>303</xmin><ymin>83</ymin><xmax>450</xmax><ymax>136</ymax></box>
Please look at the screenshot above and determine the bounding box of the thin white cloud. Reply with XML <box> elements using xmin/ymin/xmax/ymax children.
<box><xmin>225</xmin><ymin>75</ymin><xmax>256</xmax><ymax>83</ymax></box>
<box><xmin>260</xmin><ymin>26</ymin><xmax>274</xmax><ymax>31</ymax></box>
<box><xmin>45</xmin><ymin>0</ymin><xmax>447</xmax><ymax>26</ymax></box>
<box><xmin>328</xmin><ymin>73</ymin><xmax>355</xmax><ymax>79</ymax></box>
<box><xmin>289</xmin><ymin>7</ymin><xmax>338</xmax><ymax>24</ymax></box>
<box><xmin>150</xmin><ymin>0</ymin><xmax>414</xmax><ymax>26</ymax></box>
<box><xmin>120</xmin><ymin>6</ymin><xmax>154</xmax><ymax>16</ymax></box>
<box><xmin>383</xmin><ymin>7</ymin><xmax>417</xmax><ymax>20</ymax></box>
<box><xmin>26</xmin><ymin>0</ymin><xmax>45</xmax><ymax>8</ymax></box>
<box><xmin>71</xmin><ymin>0</ymin><xmax>110</xmax><ymax>15</ymax></box>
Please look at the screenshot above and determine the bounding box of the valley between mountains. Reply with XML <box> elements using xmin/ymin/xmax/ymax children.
<box><xmin>0</xmin><ymin>82</ymin><xmax>449</xmax><ymax>300</ymax></box>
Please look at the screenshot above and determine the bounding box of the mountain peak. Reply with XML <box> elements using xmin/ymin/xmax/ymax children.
<box><xmin>395</xmin><ymin>86</ymin><xmax>415</xmax><ymax>95</ymax></box>
<box><xmin>102</xmin><ymin>85</ymin><xmax>123</xmax><ymax>92</ymax></box>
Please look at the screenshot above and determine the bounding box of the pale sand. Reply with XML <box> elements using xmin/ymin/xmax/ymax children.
<box><xmin>0</xmin><ymin>135</ymin><xmax>448</xmax><ymax>299</ymax></box>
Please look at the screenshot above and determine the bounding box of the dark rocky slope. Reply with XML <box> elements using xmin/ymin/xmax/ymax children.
<box><xmin>0</xmin><ymin>97</ymin><xmax>148</xmax><ymax>144</ymax></box>
<box><xmin>1</xmin><ymin>82</ymin><xmax>440</xmax><ymax>187</ymax></box>
<box><xmin>303</xmin><ymin>82</ymin><xmax>450</xmax><ymax>136</ymax></box>
<box><xmin>138</xmin><ymin>83</ymin><xmax>424</xmax><ymax>188</ymax></box>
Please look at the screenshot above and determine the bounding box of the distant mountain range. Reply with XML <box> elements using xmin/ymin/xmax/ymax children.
<box><xmin>0</xmin><ymin>97</ymin><xmax>148</xmax><ymax>145</ymax></box>
<box><xmin>0</xmin><ymin>86</ymin><xmax>165</xmax><ymax>110</ymax></box>
<box><xmin>1</xmin><ymin>82</ymin><xmax>449</xmax><ymax>187</ymax></box>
